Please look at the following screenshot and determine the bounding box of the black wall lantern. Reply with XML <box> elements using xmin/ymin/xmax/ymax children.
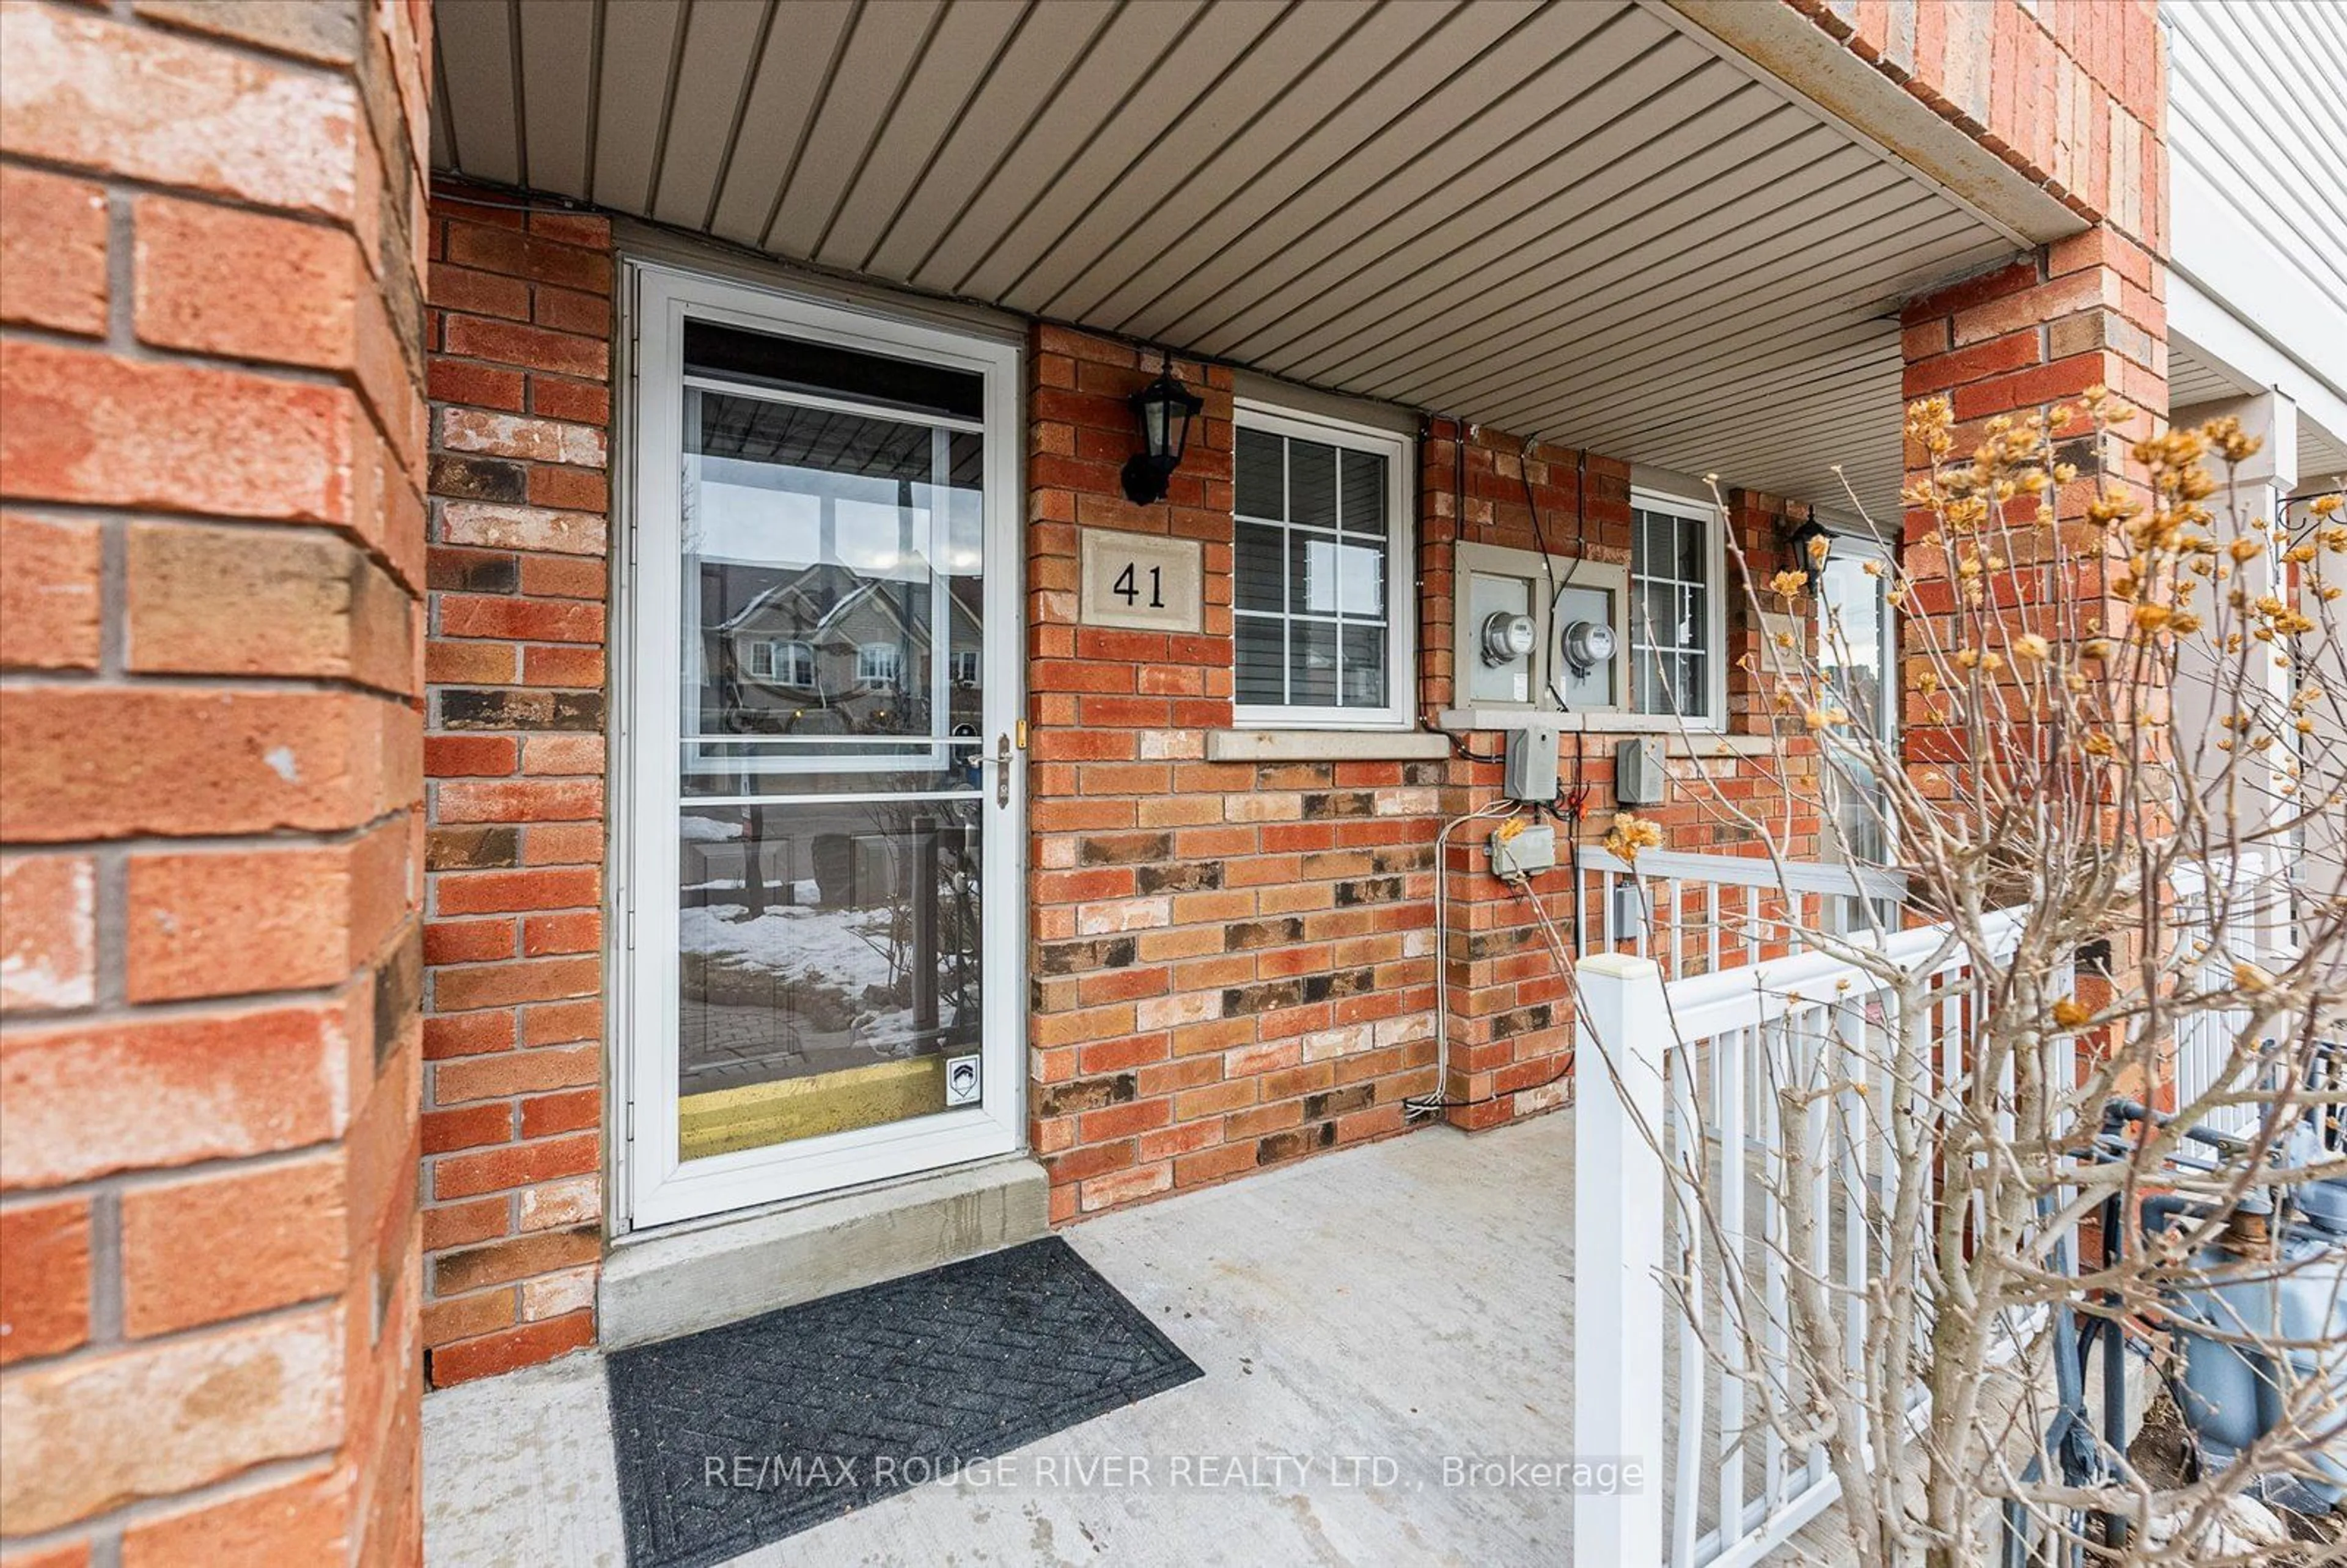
<box><xmin>1787</xmin><ymin>506</ymin><xmax>1834</xmax><ymax>592</ymax></box>
<box><xmin>1120</xmin><ymin>351</ymin><xmax>1205</xmax><ymax>505</ymax></box>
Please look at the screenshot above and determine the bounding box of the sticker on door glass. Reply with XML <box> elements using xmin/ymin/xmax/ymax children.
<box><xmin>943</xmin><ymin>1054</ymin><xmax>982</xmax><ymax>1107</ymax></box>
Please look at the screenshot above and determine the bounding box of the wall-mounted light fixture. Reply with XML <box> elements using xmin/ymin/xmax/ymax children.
<box><xmin>1120</xmin><ymin>351</ymin><xmax>1205</xmax><ymax>505</ymax></box>
<box><xmin>1787</xmin><ymin>505</ymin><xmax>1834</xmax><ymax>592</ymax></box>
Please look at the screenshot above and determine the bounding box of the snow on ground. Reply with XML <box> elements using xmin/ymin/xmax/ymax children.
<box><xmin>679</xmin><ymin>901</ymin><xmax>901</xmax><ymax>998</ymax></box>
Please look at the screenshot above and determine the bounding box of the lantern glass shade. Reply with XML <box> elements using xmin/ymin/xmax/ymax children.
<box><xmin>1122</xmin><ymin>368</ymin><xmax>1205</xmax><ymax>504</ymax></box>
<box><xmin>1137</xmin><ymin>375</ymin><xmax>1199</xmax><ymax>461</ymax></box>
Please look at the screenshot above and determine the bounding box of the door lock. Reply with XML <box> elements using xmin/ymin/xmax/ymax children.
<box><xmin>995</xmin><ymin>731</ymin><xmax>1012</xmax><ymax>808</ymax></box>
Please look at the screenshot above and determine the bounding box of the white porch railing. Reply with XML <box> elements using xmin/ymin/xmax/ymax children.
<box><xmin>2172</xmin><ymin>850</ymin><xmax>2296</xmax><ymax>1135</ymax></box>
<box><xmin>1576</xmin><ymin>846</ymin><xmax>1908</xmax><ymax>981</ymax></box>
<box><xmin>1573</xmin><ymin>910</ymin><xmax>2027</xmax><ymax>1568</ymax></box>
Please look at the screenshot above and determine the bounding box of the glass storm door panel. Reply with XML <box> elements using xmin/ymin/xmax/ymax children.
<box><xmin>1816</xmin><ymin>537</ymin><xmax>1897</xmax><ymax>934</ymax></box>
<box><xmin>628</xmin><ymin>268</ymin><xmax>1022</xmax><ymax>1228</ymax></box>
<box><xmin>1818</xmin><ymin>544</ymin><xmax>1893</xmax><ymax>864</ymax></box>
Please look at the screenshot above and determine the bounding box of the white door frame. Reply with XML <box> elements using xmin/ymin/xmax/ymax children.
<box><xmin>617</xmin><ymin>262</ymin><xmax>1025</xmax><ymax>1231</ymax></box>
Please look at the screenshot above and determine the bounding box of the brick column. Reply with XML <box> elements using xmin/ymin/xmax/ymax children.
<box><xmin>417</xmin><ymin>183</ymin><xmax>614</xmax><ymax>1387</ymax></box>
<box><xmin>1</xmin><ymin>2</ymin><xmax>432</xmax><ymax>1561</ymax></box>
<box><xmin>1419</xmin><ymin>427</ymin><xmax>1647</xmax><ymax>1127</ymax></box>
<box><xmin>1896</xmin><ymin>227</ymin><xmax>2169</xmax><ymax>777</ymax></box>
<box><xmin>1896</xmin><ymin>229</ymin><xmax>2168</xmax><ymax>1093</ymax></box>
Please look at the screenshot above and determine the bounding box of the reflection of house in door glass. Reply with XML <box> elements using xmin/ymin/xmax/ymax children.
<box><xmin>697</xmin><ymin>559</ymin><xmax>982</xmax><ymax>739</ymax></box>
<box><xmin>670</xmin><ymin>357</ymin><xmax>990</xmax><ymax>1160</ymax></box>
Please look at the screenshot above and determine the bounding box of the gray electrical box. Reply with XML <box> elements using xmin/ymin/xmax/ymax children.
<box><xmin>1489</xmin><ymin>821</ymin><xmax>1557</xmax><ymax>879</ymax></box>
<box><xmin>1504</xmin><ymin>723</ymin><xmax>1560</xmax><ymax>802</ymax></box>
<box><xmin>1614</xmin><ymin>735</ymin><xmax>1666</xmax><ymax>806</ymax></box>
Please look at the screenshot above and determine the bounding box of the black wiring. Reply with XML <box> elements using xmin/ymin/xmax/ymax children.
<box><xmin>1419</xmin><ymin>420</ymin><xmax>1507</xmax><ymax>765</ymax></box>
<box><xmin>1519</xmin><ymin>434</ymin><xmax>1570</xmax><ymax>711</ymax></box>
<box><xmin>1435</xmin><ymin>1056</ymin><xmax>1576</xmax><ymax>1109</ymax></box>
<box><xmin>1430</xmin><ymin>727</ymin><xmax>1506</xmax><ymax>765</ymax></box>
<box><xmin>432</xmin><ymin>181</ymin><xmax>598</xmax><ymax>218</ymax></box>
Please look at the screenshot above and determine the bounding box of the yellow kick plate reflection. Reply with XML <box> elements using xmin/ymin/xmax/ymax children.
<box><xmin>678</xmin><ymin>1057</ymin><xmax>946</xmax><ymax>1161</ymax></box>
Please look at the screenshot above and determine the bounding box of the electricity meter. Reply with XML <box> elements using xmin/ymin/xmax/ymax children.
<box><xmin>1561</xmin><ymin>619</ymin><xmax>1616</xmax><ymax>676</ymax></box>
<box><xmin>1481</xmin><ymin>611</ymin><xmax>1538</xmax><ymax>666</ymax></box>
<box><xmin>1553</xmin><ymin>569</ymin><xmax>1628</xmax><ymax>713</ymax></box>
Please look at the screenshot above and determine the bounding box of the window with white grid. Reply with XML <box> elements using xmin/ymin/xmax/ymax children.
<box><xmin>1628</xmin><ymin>496</ymin><xmax>1723</xmax><ymax>724</ymax></box>
<box><xmin>1231</xmin><ymin>404</ymin><xmax>1412</xmax><ymax>727</ymax></box>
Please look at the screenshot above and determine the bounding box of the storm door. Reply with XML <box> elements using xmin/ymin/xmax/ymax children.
<box><xmin>623</xmin><ymin>266</ymin><xmax>1022</xmax><ymax>1228</ymax></box>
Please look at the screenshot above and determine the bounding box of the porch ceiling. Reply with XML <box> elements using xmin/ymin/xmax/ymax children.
<box><xmin>430</xmin><ymin>0</ymin><xmax>2022</xmax><ymax>512</ymax></box>
<box><xmin>2171</xmin><ymin>341</ymin><xmax>2347</xmax><ymax>489</ymax></box>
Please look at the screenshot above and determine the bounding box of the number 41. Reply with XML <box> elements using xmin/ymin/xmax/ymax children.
<box><xmin>1113</xmin><ymin>562</ymin><xmax>1165</xmax><ymax>609</ymax></box>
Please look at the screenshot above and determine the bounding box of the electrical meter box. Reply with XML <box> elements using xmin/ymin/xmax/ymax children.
<box><xmin>1465</xmin><ymin>567</ymin><xmax>1536</xmax><ymax>706</ymax></box>
<box><xmin>1450</xmin><ymin>542</ymin><xmax>1629</xmax><ymax>717</ymax></box>
<box><xmin>1614</xmin><ymin>735</ymin><xmax>1666</xmax><ymax>806</ymax></box>
<box><xmin>1553</xmin><ymin>575</ymin><xmax>1626</xmax><ymax>711</ymax></box>
<box><xmin>1504</xmin><ymin>722</ymin><xmax>1560</xmax><ymax>802</ymax></box>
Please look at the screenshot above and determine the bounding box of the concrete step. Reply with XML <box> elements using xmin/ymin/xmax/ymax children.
<box><xmin>598</xmin><ymin>1154</ymin><xmax>1051</xmax><ymax>1349</ymax></box>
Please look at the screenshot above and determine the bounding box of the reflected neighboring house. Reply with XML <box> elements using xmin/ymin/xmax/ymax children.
<box><xmin>697</xmin><ymin>560</ymin><xmax>985</xmax><ymax>737</ymax></box>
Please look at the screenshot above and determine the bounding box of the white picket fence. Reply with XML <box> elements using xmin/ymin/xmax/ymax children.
<box><xmin>1573</xmin><ymin>909</ymin><xmax>2027</xmax><ymax>1568</ymax></box>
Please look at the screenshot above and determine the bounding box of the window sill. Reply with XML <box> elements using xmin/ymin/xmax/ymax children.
<box><xmin>1207</xmin><ymin>728</ymin><xmax>1453</xmax><ymax>763</ymax></box>
<box><xmin>1432</xmin><ymin>708</ymin><xmax>1775</xmax><ymax>758</ymax></box>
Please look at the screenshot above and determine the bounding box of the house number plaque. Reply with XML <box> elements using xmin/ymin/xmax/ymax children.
<box><xmin>1078</xmin><ymin>529</ymin><xmax>1203</xmax><ymax>633</ymax></box>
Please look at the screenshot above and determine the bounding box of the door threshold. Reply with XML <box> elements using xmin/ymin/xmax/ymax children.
<box><xmin>600</xmin><ymin>1154</ymin><xmax>1049</xmax><ymax>1350</ymax></box>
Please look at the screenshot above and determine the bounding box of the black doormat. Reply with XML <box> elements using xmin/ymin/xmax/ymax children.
<box><xmin>605</xmin><ymin>1236</ymin><xmax>1202</xmax><ymax>1568</ymax></box>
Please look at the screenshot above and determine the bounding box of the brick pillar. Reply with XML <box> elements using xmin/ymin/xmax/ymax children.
<box><xmin>1896</xmin><ymin>227</ymin><xmax>2169</xmax><ymax>779</ymax></box>
<box><xmin>1895</xmin><ymin>229</ymin><xmax>2168</xmax><ymax>1090</ymax></box>
<box><xmin>417</xmin><ymin>183</ymin><xmax>613</xmax><ymax>1387</ymax></box>
<box><xmin>1</xmin><ymin>2</ymin><xmax>432</xmax><ymax>1561</ymax></box>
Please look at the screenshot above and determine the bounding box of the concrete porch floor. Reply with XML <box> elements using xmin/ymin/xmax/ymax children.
<box><xmin>424</xmin><ymin>1113</ymin><xmax>1587</xmax><ymax>1566</ymax></box>
<box><xmin>422</xmin><ymin>1112</ymin><xmax>1853</xmax><ymax>1566</ymax></box>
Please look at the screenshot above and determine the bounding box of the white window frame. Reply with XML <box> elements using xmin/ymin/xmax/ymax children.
<box><xmin>775</xmin><ymin>639</ymin><xmax>814</xmax><ymax>687</ymax></box>
<box><xmin>856</xmin><ymin>641</ymin><xmax>901</xmax><ymax>687</ymax></box>
<box><xmin>1231</xmin><ymin>400</ymin><xmax>1416</xmax><ymax>731</ymax></box>
<box><xmin>1626</xmin><ymin>486</ymin><xmax>1728</xmax><ymax>731</ymax></box>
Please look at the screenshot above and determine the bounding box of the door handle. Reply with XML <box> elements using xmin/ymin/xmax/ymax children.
<box><xmin>995</xmin><ymin>731</ymin><xmax>1012</xmax><ymax>809</ymax></box>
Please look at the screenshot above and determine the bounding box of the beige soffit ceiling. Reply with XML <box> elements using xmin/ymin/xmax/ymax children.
<box><xmin>432</xmin><ymin>0</ymin><xmax>2026</xmax><ymax>515</ymax></box>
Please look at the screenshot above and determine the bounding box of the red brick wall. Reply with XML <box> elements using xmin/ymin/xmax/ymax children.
<box><xmin>1024</xmin><ymin>329</ymin><xmax>1447</xmax><ymax>1220</ymax></box>
<box><xmin>1</xmin><ymin>1</ymin><xmax>432</xmax><ymax>1561</ymax></box>
<box><xmin>1787</xmin><ymin>0</ymin><xmax>2164</xmax><ymax>250</ymax></box>
<box><xmin>416</xmin><ymin>182</ymin><xmax>614</xmax><ymax>1387</ymax></box>
<box><xmin>1894</xmin><ymin>229</ymin><xmax>2169</xmax><ymax>1082</ymax></box>
<box><xmin>1416</xmin><ymin>432</ymin><xmax>1826</xmax><ymax>1128</ymax></box>
<box><xmin>1898</xmin><ymin>227</ymin><xmax>2169</xmax><ymax>773</ymax></box>
<box><xmin>1023</xmin><ymin>329</ymin><xmax>1827</xmax><ymax>1213</ymax></box>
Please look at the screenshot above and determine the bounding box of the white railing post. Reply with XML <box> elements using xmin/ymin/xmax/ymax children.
<box><xmin>1573</xmin><ymin>952</ymin><xmax>1669</xmax><ymax>1568</ymax></box>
